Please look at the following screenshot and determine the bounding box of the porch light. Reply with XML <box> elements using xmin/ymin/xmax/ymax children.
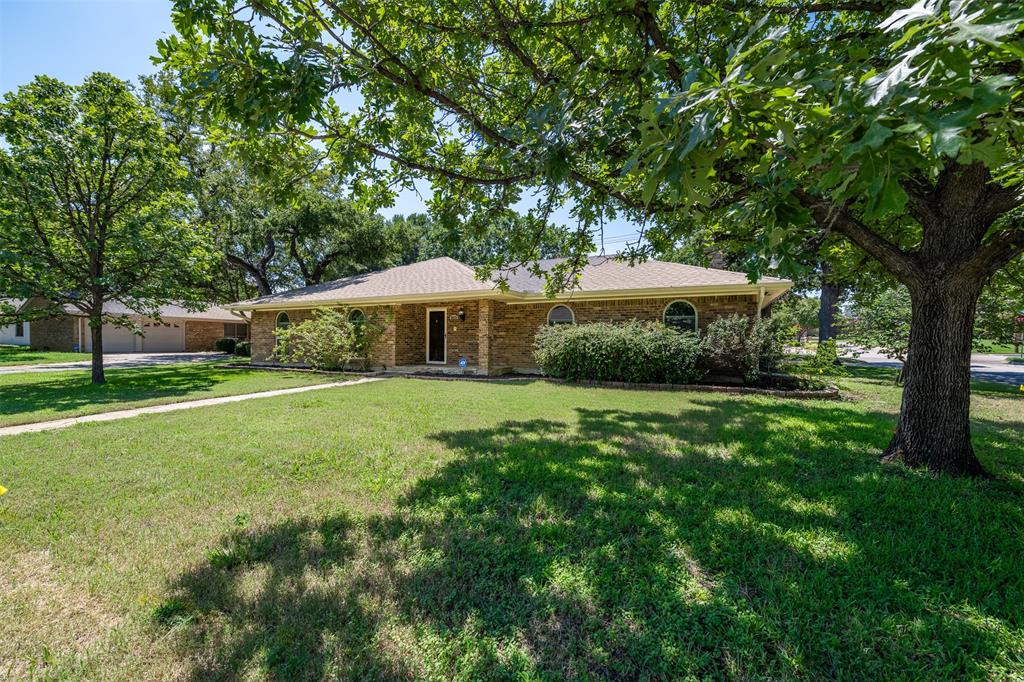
<box><xmin>458</xmin><ymin>307</ymin><xmax>466</xmax><ymax>321</ymax></box>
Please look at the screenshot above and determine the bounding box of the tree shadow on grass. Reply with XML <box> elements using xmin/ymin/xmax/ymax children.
<box><xmin>158</xmin><ymin>396</ymin><xmax>1024</xmax><ymax>680</ymax></box>
<box><xmin>0</xmin><ymin>364</ymin><xmax>226</xmax><ymax>419</ymax></box>
<box><xmin>155</xmin><ymin>514</ymin><xmax>410</xmax><ymax>681</ymax></box>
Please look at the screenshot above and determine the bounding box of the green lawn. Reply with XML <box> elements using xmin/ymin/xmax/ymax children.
<box><xmin>0</xmin><ymin>344</ymin><xmax>89</xmax><ymax>366</ymax></box>
<box><xmin>0</xmin><ymin>369</ymin><xmax>1022</xmax><ymax>680</ymax></box>
<box><xmin>975</xmin><ymin>339</ymin><xmax>1020</xmax><ymax>354</ymax></box>
<box><xmin>0</xmin><ymin>363</ymin><xmax>338</xmax><ymax>427</ymax></box>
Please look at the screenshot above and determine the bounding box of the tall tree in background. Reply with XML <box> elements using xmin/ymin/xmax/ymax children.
<box><xmin>143</xmin><ymin>71</ymin><xmax>258</xmax><ymax>303</ymax></box>
<box><xmin>391</xmin><ymin>212</ymin><xmax>567</xmax><ymax>270</ymax></box>
<box><xmin>974</xmin><ymin>256</ymin><xmax>1024</xmax><ymax>347</ymax></box>
<box><xmin>199</xmin><ymin>145</ymin><xmax>296</xmax><ymax>296</ymax></box>
<box><xmin>161</xmin><ymin>1</ymin><xmax>1024</xmax><ymax>476</ymax></box>
<box><xmin>273</xmin><ymin>181</ymin><xmax>398</xmax><ymax>286</ymax></box>
<box><xmin>145</xmin><ymin>71</ymin><xmax>407</xmax><ymax>297</ymax></box>
<box><xmin>846</xmin><ymin>286</ymin><xmax>914</xmax><ymax>384</ymax></box>
<box><xmin>0</xmin><ymin>73</ymin><xmax>213</xmax><ymax>383</ymax></box>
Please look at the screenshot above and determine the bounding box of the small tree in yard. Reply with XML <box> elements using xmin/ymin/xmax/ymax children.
<box><xmin>846</xmin><ymin>287</ymin><xmax>913</xmax><ymax>385</ymax></box>
<box><xmin>772</xmin><ymin>295</ymin><xmax>821</xmax><ymax>344</ymax></box>
<box><xmin>274</xmin><ymin>307</ymin><xmax>384</xmax><ymax>371</ymax></box>
<box><xmin>0</xmin><ymin>73</ymin><xmax>214</xmax><ymax>384</ymax></box>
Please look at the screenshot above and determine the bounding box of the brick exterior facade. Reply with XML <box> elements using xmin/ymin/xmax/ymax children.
<box><xmin>393</xmin><ymin>300</ymin><xmax>480</xmax><ymax>366</ymax></box>
<box><xmin>249</xmin><ymin>293</ymin><xmax>761</xmax><ymax>374</ymax></box>
<box><xmin>488</xmin><ymin>295</ymin><xmax>758</xmax><ymax>372</ymax></box>
<box><xmin>184</xmin><ymin>321</ymin><xmax>231</xmax><ymax>352</ymax></box>
<box><xmin>28</xmin><ymin>316</ymin><xmax>77</xmax><ymax>351</ymax></box>
<box><xmin>251</xmin><ymin>306</ymin><xmax>394</xmax><ymax>366</ymax></box>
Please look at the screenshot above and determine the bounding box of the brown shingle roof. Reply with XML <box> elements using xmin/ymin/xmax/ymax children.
<box><xmin>59</xmin><ymin>301</ymin><xmax>244</xmax><ymax>322</ymax></box>
<box><xmin>230</xmin><ymin>256</ymin><xmax>791</xmax><ymax>309</ymax></box>
<box><xmin>498</xmin><ymin>256</ymin><xmax>785</xmax><ymax>293</ymax></box>
<box><xmin>233</xmin><ymin>257</ymin><xmax>494</xmax><ymax>307</ymax></box>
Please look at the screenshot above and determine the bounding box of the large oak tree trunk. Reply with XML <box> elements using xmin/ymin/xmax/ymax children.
<box><xmin>90</xmin><ymin>316</ymin><xmax>105</xmax><ymax>385</ymax></box>
<box><xmin>881</xmin><ymin>279</ymin><xmax>985</xmax><ymax>477</ymax></box>
<box><xmin>798</xmin><ymin>161</ymin><xmax>1023</xmax><ymax>478</ymax></box>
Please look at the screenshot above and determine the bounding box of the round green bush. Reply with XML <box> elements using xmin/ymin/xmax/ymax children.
<box><xmin>233</xmin><ymin>340</ymin><xmax>252</xmax><ymax>357</ymax></box>
<box><xmin>534</xmin><ymin>321</ymin><xmax>704</xmax><ymax>384</ymax></box>
<box><xmin>215</xmin><ymin>337</ymin><xmax>237</xmax><ymax>354</ymax></box>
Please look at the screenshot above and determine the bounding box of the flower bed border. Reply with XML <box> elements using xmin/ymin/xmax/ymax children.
<box><xmin>224</xmin><ymin>362</ymin><xmax>840</xmax><ymax>399</ymax></box>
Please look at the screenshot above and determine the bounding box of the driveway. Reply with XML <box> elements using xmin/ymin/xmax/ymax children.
<box><xmin>845</xmin><ymin>350</ymin><xmax>1024</xmax><ymax>386</ymax></box>
<box><xmin>0</xmin><ymin>352</ymin><xmax>230</xmax><ymax>374</ymax></box>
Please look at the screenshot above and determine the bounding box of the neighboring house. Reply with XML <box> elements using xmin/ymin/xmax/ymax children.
<box><xmin>15</xmin><ymin>299</ymin><xmax>250</xmax><ymax>353</ymax></box>
<box><xmin>0</xmin><ymin>298</ymin><xmax>30</xmax><ymax>346</ymax></box>
<box><xmin>229</xmin><ymin>256</ymin><xmax>792</xmax><ymax>375</ymax></box>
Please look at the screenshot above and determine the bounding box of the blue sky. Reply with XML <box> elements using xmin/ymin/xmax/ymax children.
<box><xmin>0</xmin><ymin>0</ymin><xmax>641</xmax><ymax>246</ymax></box>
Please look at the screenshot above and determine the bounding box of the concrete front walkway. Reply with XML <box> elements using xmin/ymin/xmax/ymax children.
<box><xmin>0</xmin><ymin>376</ymin><xmax>382</xmax><ymax>437</ymax></box>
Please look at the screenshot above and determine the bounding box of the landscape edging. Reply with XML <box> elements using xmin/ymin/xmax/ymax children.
<box><xmin>224</xmin><ymin>362</ymin><xmax>840</xmax><ymax>399</ymax></box>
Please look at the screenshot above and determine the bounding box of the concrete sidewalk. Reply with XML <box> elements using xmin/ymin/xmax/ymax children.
<box><xmin>845</xmin><ymin>350</ymin><xmax>1024</xmax><ymax>386</ymax></box>
<box><xmin>0</xmin><ymin>376</ymin><xmax>382</xmax><ymax>437</ymax></box>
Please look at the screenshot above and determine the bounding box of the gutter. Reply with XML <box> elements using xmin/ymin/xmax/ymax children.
<box><xmin>227</xmin><ymin>282</ymin><xmax>794</xmax><ymax>312</ymax></box>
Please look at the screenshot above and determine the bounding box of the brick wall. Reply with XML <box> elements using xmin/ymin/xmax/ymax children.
<box><xmin>251</xmin><ymin>306</ymin><xmax>394</xmax><ymax>367</ymax></box>
<box><xmin>489</xmin><ymin>295</ymin><xmax>759</xmax><ymax>372</ymax></box>
<box><xmin>29</xmin><ymin>315</ymin><xmax>77</xmax><ymax>351</ymax></box>
<box><xmin>184</xmin><ymin>321</ymin><xmax>230</xmax><ymax>352</ymax></box>
<box><xmin>249</xmin><ymin>294</ymin><xmax>760</xmax><ymax>373</ymax></box>
<box><xmin>479</xmin><ymin>299</ymin><xmax>493</xmax><ymax>374</ymax></box>
<box><xmin>369</xmin><ymin>306</ymin><xmax>396</xmax><ymax>368</ymax></box>
<box><xmin>393</xmin><ymin>301</ymin><xmax>479</xmax><ymax>366</ymax></box>
<box><xmin>251</xmin><ymin>309</ymin><xmax>316</xmax><ymax>363</ymax></box>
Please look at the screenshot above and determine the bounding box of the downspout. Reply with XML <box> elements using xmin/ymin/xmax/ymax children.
<box><xmin>757</xmin><ymin>286</ymin><xmax>766</xmax><ymax>316</ymax></box>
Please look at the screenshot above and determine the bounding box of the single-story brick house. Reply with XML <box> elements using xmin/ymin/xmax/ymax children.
<box><xmin>14</xmin><ymin>298</ymin><xmax>250</xmax><ymax>353</ymax></box>
<box><xmin>229</xmin><ymin>256</ymin><xmax>792</xmax><ymax>375</ymax></box>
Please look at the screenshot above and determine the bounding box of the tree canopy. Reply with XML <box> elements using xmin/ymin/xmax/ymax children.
<box><xmin>0</xmin><ymin>72</ymin><xmax>215</xmax><ymax>383</ymax></box>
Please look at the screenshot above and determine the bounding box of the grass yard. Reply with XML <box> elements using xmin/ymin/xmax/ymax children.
<box><xmin>0</xmin><ymin>363</ymin><xmax>338</xmax><ymax>427</ymax></box>
<box><xmin>974</xmin><ymin>339</ymin><xmax>1019</xmax><ymax>354</ymax></box>
<box><xmin>0</xmin><ymin>368</ymin><xmax>1022</xmax><ymax>680</ymax></box>
<box><xmin>0</xmin><ymin>344</ymin><xmax>89</xmax><ymax>366</ymax></box>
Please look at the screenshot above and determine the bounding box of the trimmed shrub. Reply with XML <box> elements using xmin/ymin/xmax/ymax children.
<box><xmin>701</xmin><ymin>314</ymin><xmax>788</xmax><ymax>384</ymax></box>
<box><xmin>534</xmin><ymin>321</ymin><xmax>704</xmax><ymax>384</ymax></box>
<box><xmin>234</xmin><ymin>340</ymin><xmax>251</xmax><ymax>357</ymax></box>
<box><xmin>273</xmin><ymin>307</ymin><xmax>385</xmax><ymax>370</ymax></box>
<box><xmin>214</xmin><ymin>337</ymin><xmax>237</xmax><ymax>354</ymax></box>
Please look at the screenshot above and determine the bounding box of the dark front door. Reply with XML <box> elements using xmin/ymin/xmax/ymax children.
<box><xmin>427</xmin><ymin>310</ymin><xmax>446</xmax><ymax>363</ymax></box>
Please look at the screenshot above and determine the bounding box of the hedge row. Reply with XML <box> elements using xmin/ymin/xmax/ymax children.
<box><xmin>534</xmin><ymin>321</ymin><xmax>704</xmax><ymax>384</ymax></box>
<box><xmin>533</xmin><ymin>315</ymin><xmax>787</xmax><ymax>385</ymax></box>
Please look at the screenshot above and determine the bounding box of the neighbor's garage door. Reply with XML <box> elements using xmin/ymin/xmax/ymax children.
<box><xmin>83</xmin><ymin>324</ymin><xmax>138</xmax><ymax>353</ymax></box>
<box><xmin>140</xmin><ymin>321</ymin><xmax>185</xmax><ymax>352</ymax></box>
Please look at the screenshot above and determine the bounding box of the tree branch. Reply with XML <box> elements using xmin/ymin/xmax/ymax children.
<box><xmin>792</xmin><ymin>189</ymin><xmax>921</xmax><ymax>284</ymax></box>
<box><xmin>964</xmin><ymin>222</ymin><xmax>1024</xmax><ymax>279</ymax></box>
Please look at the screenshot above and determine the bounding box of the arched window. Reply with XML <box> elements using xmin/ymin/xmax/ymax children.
<box><xmin>547</xmin><ymin>305</ymin><xmax>575</xmax><ymax>325</ymax></box>
<box><xmin>276</xmin><ymin>312</ymin><xmax>291</xmax><ymax>330</ymax></box>
<box><xmin>663</xmin><ymin>301</ymin><xmax>697</xmax><ymax>332</ymax></box>
<box><xmin>348</xmin><ymin>308</ymin><xmax>365</xmax><ymax>326</ymax></box>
